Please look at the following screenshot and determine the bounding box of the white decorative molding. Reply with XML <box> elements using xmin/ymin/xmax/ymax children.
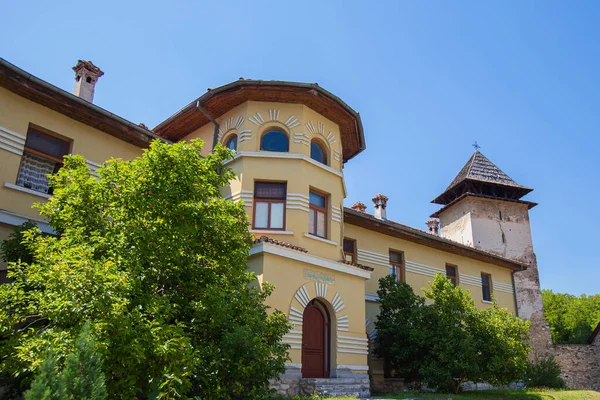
<box><xmin>305</xmin><ymin>121</ymin><xmax>316</xmax><ymax>135</ymax></box>
<box><xmin>223</xmin><ymin>151</ymin><xmax>344</xmax><ymax>179</ymax></box>
<box><xmin>239</xmin><ymin>129</ymin><xmax>252</xmax><ymax>142</ymax></box>
<box><xmin>0</xmin><ymin>209</ymin><xmax>53</xmax><ymax>234</ymax></box>
<box><xmin>285</xmin><ymin>362</ymin><xmax>302</xmax><ymax>369</ymax></box>
<box><xmin>4</xmin><ymin>182</ymin><xmax>51</xmax><ymax>199</ymax></box>
<box><xmin>294</xmin><ymin>285</ymin><xmax>311</xmax><ymax>308</ymax></box>
<box><xmin>249</xmin><ymin>241</ymin><xmax>371</xmax><ymax>279</ymax></box>
<box><xmin>460</xmin><ymin>274</ymin><xmax>483</xmax><ymax>288</ymax></box>
<box><xmin>0</xmin><ymin>126</ymin><xmax>26</xmax><ymax>156</ymax></box>
<box><xmin>338</xmin><ymin>349</ymin><xmax>369</xmax><ymax>355</ymax></box>
<box><xmin>293</xmin><ymin>132</ymin><xmax>310</xmax><ymax>146</ymax></box>
<box><xmin>303</xmin><ymin>233</ymin><xmax>338</xmax><ymax>246</ymax></box>
<box><xmin>365</xmin><ymin>318</ymin><xmax>377</xmax><ymax>342</ymax></box>
<box><xmin>333</xmin><ymin>150</ymin><xmax>341</xmax><ymax>162</ymax></box>
<box><xmin>284</xmin><ymin>115</ymin><xmax>301</xmax><ymax>129</ymax></box>
<box><xmin>85</xmin><ymin>159</ymin><xmax>101</xmax><ymax>177</ymax></box>
<box><xmin>268</xmin><ymin>109</ymin><xmax>280</xmax><ymax>122</ymax></box>
<box><xmin>225</xmin><ymin>190</ymin><xmax>253</xmax><ymax>207</ymax></box>
<box><xmin>248</xmin><ymin>112</ymin><xmax>265</xmax><ymax>126</ymax></box>
<box><xmin>317</xmin><ymin>122</ymin><xmax>325</xmax><ymax>134</ymax></box>
<box><xmin>315</xmin><ymin>281</ymin><xmax>328</xmax><ymax>298</ymax></box>
<box><xmin>332</xmin><ymin>292</ymin><xmax>345</xmax><ymax>313</ymax></box>
<box><xmin>365</xmin><ymin>294</ymin><xmax>380</xmax><ymax>302</ymax></box>
<box><xmin>493</xmin><ymin>280</ymin><xmax>514</xmax><ymax>294</ymax></box>
<box><xmin>326</xmin><ymin>131</ymin><xmax>337</xmax><ymax>145</ymax></box>
<box><xmin>249</xmin><ymin>229</ymin><xmax>294</xmax><ymax>235</ymax></box>
<box><xmin>337</xmin><ymin>314</ymin><xmax>349</xmax><ymax>331</ymax></box>
<box><xmin>357</xmin><ymin>248</ymin><xmax>389</xmax><ymax>268</ymax></box>
<box><xmin>287</xmin><ymin>193</ymin><xmax>310</xmax><ymax>212</ymax></box>
<box><xmin>332</xmin><ymin>205</ymin><xmax>342</xmax><ymax>223</ymax></box>
<box><xmin>217</xmin><ymin>115</ymin><xmax>245</xmax><ymax>141</ymax></box>
<box><xmin>336</xmin><ymin>364</ymin><xmax>369</xmax><ymax>372</ymax></box>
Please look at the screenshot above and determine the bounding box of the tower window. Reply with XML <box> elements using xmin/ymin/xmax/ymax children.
<box><xmin>389</xmin><ymin>250</ymin><xmax>404</xmax><ymax>283</ymax></box>
<box><xmin>481</xmin><ymin>273</ymin><xmax>492</xmax><ymax>301</ymax></box>
<box><xmin>86</xmin><ymin>76</ymin><xmax>92</xmax><ymax>83</ymax></box>
<box><xmin>445</xmin><ymin>264</ymin><xmax>458</xmax><ymax>287</ymax></box>
<box><xmin>253</xmin><ymin>182</ymin><xmax>286</xmax><ymax>230</ymax></box>
<box><xmin>261</xmin><ymin>130</ymin><xmax>288</xmax><ymax>152</ymax></box>
<box><xmin>17</xmin><ymin>126</ymin><xmax>71</xmax><ymax>194</ymax></box>
<box><xmin>225</xmin><ymin>135</ymin><xmax>238</xmax><ymax>151</ymax></box>
<box><xmin>343</xmin><ymin>238</ymin><xmax>356</xmax><ymax>263</ymax></box>
<box><xmin>308</xmin><ymin>190</ymin><xmax>327</xmax><ymax>238</ymax></box>
<box><xmin>310</xmin><ymin>140</ymin><xmax>327</xmax><ymax>165</ymax></box>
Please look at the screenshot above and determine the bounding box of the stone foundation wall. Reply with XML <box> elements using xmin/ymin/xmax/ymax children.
<box><xmin>370</xmin><ymin>377</ymin><xmax>406</xmax><ymax>394</ymax></box>
<box><xmin>553</xmin><ymin>344</ymin><xmax>600</xmax><ymax>391</ymax></box>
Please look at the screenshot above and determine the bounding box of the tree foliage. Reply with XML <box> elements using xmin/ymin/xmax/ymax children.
<box><xmin>25</xmin><ymin>321</ymin><xmax>107</xmax><ymax>400</ymax></box>
<box><xmin>542</xmin><ymin>289</ymin><xmax>600</xmax><ymax>344</ymax></box>
<box><xmin>0</xmin><ymin>221</ymin><xmax>38</xmax><ymax>265</ymax></box>
<box><xmin>375</xmin><ymin>274</ymin><xmax>530</xmax><ymax>393</ymax></box>
<box><xmin>524</xmin><ymin>355</ymin><xmax>566</xmax><ymax>389</ymax></box>
<box><xmin>0</xmin><ymin>140</ymin><xmax>290</xmax><ymax>399</ymax></box>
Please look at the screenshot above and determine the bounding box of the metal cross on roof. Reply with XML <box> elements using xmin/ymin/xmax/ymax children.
<box><xmin>472</xmin><ymin>141</ymin><xmax>481</xmax><ymax>151</ymax></box>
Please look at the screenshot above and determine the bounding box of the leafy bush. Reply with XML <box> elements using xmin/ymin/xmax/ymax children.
<box><xmin>25</xmin><ymin>321</ymin><xmax>107</xmax><ymax>400</ymax></box>
<box><xmin>0</xmin><ymin>140</ymin><xmax>290</xmax><ymax>399</ymax></box>
<box><xmin>0</xmin><ymin>221</ymin><xmax>38</xmax><ymax>264</ymax></box>
<box><xmin>375</xmin><ymin>274</ymin><xmax>531</xmax><ymax>393</ymax></box>
<box><xmin>524</xmin><ymin>356</ymin><xmax>566</xmax><ymax>389</ymax></box>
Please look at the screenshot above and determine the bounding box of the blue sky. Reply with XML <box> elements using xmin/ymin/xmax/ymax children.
<box><xmin>3</xmin><ymin>1</ymin><xmax>599</xmax><ymax>295</ymax></box>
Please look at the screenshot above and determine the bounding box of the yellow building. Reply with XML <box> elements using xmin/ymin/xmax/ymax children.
<box><xmin>0</xmin><ymin>58</ymin><xmax>535</xmax><ymax>397</ymax></box>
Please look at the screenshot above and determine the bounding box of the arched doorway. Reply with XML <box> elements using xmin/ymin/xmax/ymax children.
<box><xmin>302</xmin><ymin>299</ymin><xmax>330</xmax><ymax>378</ymax></box>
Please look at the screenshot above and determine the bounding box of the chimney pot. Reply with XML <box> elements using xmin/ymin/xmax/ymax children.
<box><xmin>426</xmin><ymin>218</ymin><xmax>440</xmax><ymax>235</ymax></box>
<box><xmin>350</xmin><ymin>201</ymin><xmax>367</xmax><ymax>213</ymax></box>
<box><xmin>372</xmin><ymin>193</ymin><xmax>388</xmax><ymax>220</ymax></box>
<box><xmin>72</xmin><ymin>60</ymin><xmax>104</xmax><ymax>103</ymax></box>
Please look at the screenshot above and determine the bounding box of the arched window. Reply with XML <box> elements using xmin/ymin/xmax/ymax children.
<box><xmin>225</xmin><ymin>135</ymin><xmax>237</xmax><ymax>151</ymax></box>
<box><xmin>310</xmin><ymin>140</ymin><xmax>327</xmax><ymax>165</ymax></box>
<box><xmin>261</xmin><ymin>130</ymin><xmax>288</xmax><ymax>152</ymax></box>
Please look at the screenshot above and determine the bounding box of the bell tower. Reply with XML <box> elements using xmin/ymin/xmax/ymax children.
<box><xmin>430</xmin><ymin>150</ymin><xmax>552</xmax><ymax>356</ymax></box>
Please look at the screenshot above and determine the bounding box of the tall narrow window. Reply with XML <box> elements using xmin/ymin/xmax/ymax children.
<box><xmin>481</xmin><ymin>273</ymin><xmax>492</xmax><ymax>301</ymax></box>
<box><xmin>343</xmin><ymin>238</ymin><xmax>356</xmax><ymax>263</ymax></box>
<box><xmin>261</xmin><ymin>130</ymin><xmax>288</xmax><ymax>152</ymax></box>
<box><xmin>308</xmin><ymin>190</ymin><xmax>327</xmax><ymax>238</ymax></box>
<box><xmin>446</xmin><ymin>264</ymin><xmax>458</xmax><ymax>287</ymax></box>
<box><xmin>253</xmin><ymin>182</ymin><xmax>286</xmax><ymax>230</ymax></box>
<box><xmin>225</xmin><ymin>135</ymin><xmax>237</xmax><ymax>151</ymax></box>
<box><xmin>310</xmin><ymin>140</ymin><xmax>327</xmax><ymax>165</ymax></box>
<box><xmin>17</xmin><ymin>127</ymin><xmax>70</xmax><ymax>194</ymax></box>
<box><xmin>389</xmin><ymin>251</ymin><xmax>404</xmax><ymax>283</ymax></box>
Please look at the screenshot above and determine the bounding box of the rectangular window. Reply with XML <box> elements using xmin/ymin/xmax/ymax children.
<box><xmin>389</xmin><ymin>250</ymin><xmax>404</xmax><ymax>283</ymax></box>
<box><xmin>481</xmin><ymin>273</ymin><xmax>492</xmax><ymax>301</ymax></box>
<box><xmin>253</xmin><ymin>181</ymin><xmax>286</xmax><ymax>230</ymax></box>
<box><xmin>446</xmin><ymin>264</ymin><xmax>458</xmax><ymax>287</ymax></box>
<box><xmin>343</xmin><ymin>238</ymin><xmax>356</xmax><ymax>263</ymax></box>
<box><xmin>308</xmin><ymin>190</ymin><xmax>327</xmax><ymax>238</ymax></box>
<box><xmin>17</xmin><ymin>126</ymin><xmax>70</xmax><ymax>194</ymax></box>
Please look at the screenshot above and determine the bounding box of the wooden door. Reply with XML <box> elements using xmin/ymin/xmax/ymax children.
<box><xmin>302</xmin><ymin>304</ymin><xmax>328</xmax><ymax>378</ymax></box>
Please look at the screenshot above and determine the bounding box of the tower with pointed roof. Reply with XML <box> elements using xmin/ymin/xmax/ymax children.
<box><xmin>431</xmin><ymin>150</ymin><xmax>553</xmax><ymax>357</ymax></box>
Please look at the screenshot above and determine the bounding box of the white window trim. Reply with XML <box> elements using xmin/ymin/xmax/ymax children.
<box><xmin>4</xmin><ymin>182</ymin><xmax>51</xmax><ymax>199</ymax></box>
<box><xmin>365</xmin><ymin>294</ymin><xmax>380</xmax><ymax>302</ymax></box>
<box><xmin>250</xmin><ymin>229</ymin><xmax>294</xmax><ymax>235</ymax></box>
<box><xmin>0</xmin><ymin>209</ymin><xmax>54</xmax><ymax>234</ymax></box>
<box><xmin>304</xmin><ymin>233</ymin><xmax>338</xmax><ymax>246</ymax></box>
<box><xmin>482</xmin><ymin>299</ymin><xmax>493</xmax><ymax>304</ymax></box>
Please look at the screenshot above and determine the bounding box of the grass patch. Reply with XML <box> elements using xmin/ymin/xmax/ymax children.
<box><xmin>371</xmin><ymin>389</ymin><xmax>600</xmax><ymax>400</ymax></box>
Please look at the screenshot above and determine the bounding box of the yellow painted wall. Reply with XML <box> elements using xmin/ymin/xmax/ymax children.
<box><xmin>0</xmin><ymin>87</ymin><xmax>143</xmax><ymax>220</ymax></box>
<box><xmin>250</xmin><ymin>250</ymin><xmax>370</xmax><ymax>371</ymax></box>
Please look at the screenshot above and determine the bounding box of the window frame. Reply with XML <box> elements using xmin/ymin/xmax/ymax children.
<box><xmin>343</xmin><ymin>238</ymin><xmax>357</xmax><ymax>263</ymax></box>
<box><xmin>481</xmin><ymin>273</ymin><xmax>493</xmax><ymax>302</ymax></box>
<box><xmin>252</xmin><ymin>181</ymin><xmax>287</xmax><ymax>230</ymax></box>
<box><xmin>260</xmin><ymin>129</ymin><xmax>289</xmax><ymax>153</ymax></box>
<box><xmin>389</xmin><ymin>250</ymin><xmax>405</xmax><ymax>283</ymax></box>
<box><xmin>445</xmin><ymin>263</ymin><xmax>458</xmax><ymax>287</ymax></box>
<box><xmin>310</xmin><ymin>139</ymin><xmax>328</xmax><ymax>165</ymax></box>
<box><xmin>224</xmin><ymin>134</ymin><xmax>238</xmax><ymax>151</ymax></box>
<box><xmin>16</xmin><ymin>125</ymin><xmax>72</xmax><ymax>194</ymax></box>
<box><xmin>308</xmin><ymin>189</ymin><xmax>328</xmax><ymax>239</ymax></box>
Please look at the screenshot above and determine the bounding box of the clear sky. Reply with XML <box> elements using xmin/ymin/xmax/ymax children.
<box><xmin>3</xmin><ymin>1</ymin><xmax>599</xmax><ymax>295</ymax></box>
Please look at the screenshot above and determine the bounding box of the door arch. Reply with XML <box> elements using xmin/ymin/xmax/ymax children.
<box><xmin>302</xmin><ymin>299</ymin><xmax>330</xmax><ymax>378</ymax></box>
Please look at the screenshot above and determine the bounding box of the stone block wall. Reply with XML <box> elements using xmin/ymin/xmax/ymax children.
<box><xmin>553</xmin><ymin>344</ymin><xmax>600</xmax><ymax>391</ymax></box>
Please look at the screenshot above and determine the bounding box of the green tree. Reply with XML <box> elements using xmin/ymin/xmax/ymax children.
<box><xmin>376</xmin><ymin>273</ymin><xmax>530</xmax><ymax>393</ymax></box>
<box><xmin>542</xmin><ymin>289</ymin><xmax>600</xmax><ymax>344</ymax></box>
<box><xmin>0</xmin><ymin>140</ymin><xmax>290</xmax><ymax>399</ymax></box>
<box><xmin>24</xmin><ymin>350</ymin><xmax>65</xmax><ymax>400</ymax></box>
<box><xmin>0</xmin><ymin>221</ymin><xmax>38</xmax><ymax>265</ymax></box>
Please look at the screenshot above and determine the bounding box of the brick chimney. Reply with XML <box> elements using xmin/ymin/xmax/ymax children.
<box><xmin>426</xmin><ymin>218</ymin><xmax>440</xmax><ymax>235</ymax></box>
<box><xmin>372</xmin><ymin>194</ymin><xmax>388</xmax><ymax>220</ymax></box>
<box><xmin>350</xmin><ymin>201</ymin><xmax>367</xmax><ymax>213</ymax></box>
<box><xmin>72</xmin><ymin>60</ymin><xmax>104</xmax><ymax>103</ymax></box>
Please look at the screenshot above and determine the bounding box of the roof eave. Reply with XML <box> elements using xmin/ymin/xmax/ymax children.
<box><xmin>344</xmin><ymin>208</ymin><xmax>527</xmax><ymax>271</ymax></box>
